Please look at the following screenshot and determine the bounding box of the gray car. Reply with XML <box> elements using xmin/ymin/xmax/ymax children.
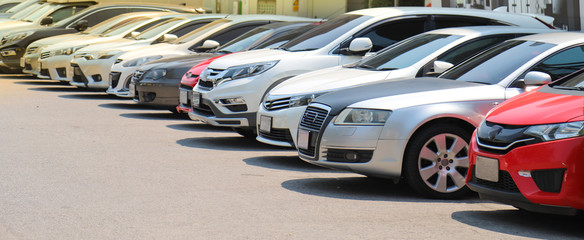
<box><xmin>297</xmin><ymin>31</ymin><xmax>584</xmax><ymax>199</ymax></box>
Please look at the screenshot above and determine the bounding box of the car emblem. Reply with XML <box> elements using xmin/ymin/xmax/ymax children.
<box><xmin>487</xmin><ymin>125</ymin><xmax>503</xmax><ymax>140</ymax></box>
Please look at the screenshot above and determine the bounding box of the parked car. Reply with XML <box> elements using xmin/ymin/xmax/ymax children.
<box><xmin>295</xmin><ymin>31</ymin><xmax>584</xmax><ymax>199</ymax></box>
<box><xmin>0</xmin><ymin>0</ymin><xmax>24</xmax><ymax>14</ymax></box>
<box><xmin>0</xmin><ymin>0</ymin><xmax>45</xmax><ymax>21</ymax></box>
<box><xmin>25</xmin><ymin>12</ymin><xmax>182</xmax><ymax>79</ymax></box>
<box><xmin>131</xmin><ymin>22</ymin><xmax>319</xmax><ymax>112</ymax></box>
<box><xmin>256</xmin><ymin>26</ymin><xmax>556</xmax><ymax>147</ymax></box>
<box><xmin>188</xmin><ymin>7</ymin><xmax>555</xmax><ymax>137</ymax></box>
<box><xmin>105</xmin><ymin>15</ymin><xmax>316</xmax><ymax>93</ymax></box>
<box><xmin>0</xmin><ymin>2</ymin><xmax>201</xmax><ymax>73</ymax></box>
<box><xmin>177</xmin><ymin>55</ymin><xmax>226</xmax><ymax>113</ymax></box>
<box><xmin>68</xmin><ymin>14</ymin><xmax>224</xmax><ymax>88</ymax></box>
<box><xmin>466</xmin><ymin>69</ymin><xmax>584</xmax><ymax>215</ymax></box>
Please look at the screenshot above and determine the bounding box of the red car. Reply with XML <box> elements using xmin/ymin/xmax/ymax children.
<box><xmin>177</xmin><ymin>54</ymin><xmax>229</xmax><ymax>113</ymax></box>
<box><xmin>467</xmin><ymin>70</ymin><xmax>584</xmax><ymax>215</ymax></box>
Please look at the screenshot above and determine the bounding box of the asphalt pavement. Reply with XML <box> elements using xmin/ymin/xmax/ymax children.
<box><xmin>0</xmin><ymin>75</ymin><xmax>582</xmax><ymax>239</ymax></box>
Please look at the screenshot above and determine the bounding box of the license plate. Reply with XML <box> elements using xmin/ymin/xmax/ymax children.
<box><xmin>475</xmin><ymin>156</ymin><xmax>499</xmax><ymax>182</ymax></box>
<box><xmin>259</xmin><ymin>115</ymin><xmax>272</xmax><ymax>133</ymax></box>
<box><xmin>129</xmin><ymin>83</ymin><xmax>135</xmax><ymax>95</ymax></box>
<box><xmin>179</xmin><ymin>90</ymin><xmax>188</xmax><ymax>104</ymax></box>
<box><xmin>20</xmin><ymin>57</ymin><xmax>25</xmax><ymax>67</ymax></box>
<box><xmin>191</xmin><ymin>91</ymin><xmax>201</xmax><ymax>108</ymax></box>
<box><xmin>297</xmin><ymin>129</ymin><xmax>310</xmax><ymax>150</ymax></box>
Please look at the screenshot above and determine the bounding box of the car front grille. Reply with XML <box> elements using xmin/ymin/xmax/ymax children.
<box><xmin>264</xmin><ymin>96</ymin><xmax>291</xmax><ymax>111</ymax></box>
<box><xmin>476</xmin><ymin>121</ymin><xmax>540</xmax><ymax>154</ymax></box>
<box><xmin>26</xmin><ymin>46</ymin><xmax>39</xmax><ymax>55</ymax></box>
<box><xmin>298</xmin><ymin>105</ymin><xmax>330</xmax><ymax>158</ymax></box>
<box><xmin>198</xmin><ymin>68</ymin><xmax>223</xmax><ymax>90</ymax></box>
<box><xmin>132</xmin><ymin>70</ymin><xmax>144</xmax><ymax>83</ymax></box>
<box><xmin>40</xmin><ymin>51</ymin><xmax>51</xmax><ymax>59</ymax></box>
<box><xmin>470</xmin><ymin>168</ymin><xmax>519</xmax><ymax>193</ymax></box>
<box><xmin>258</xmin><ymin>128</ymin><xmax>294</xmax><ymax>146</ymax></box>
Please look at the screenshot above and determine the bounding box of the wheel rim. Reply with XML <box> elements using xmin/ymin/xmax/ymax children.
<box><xmin>417</xmin><ymin>133</ymin><xmax>469</xmax><ymax>193</ymax></box>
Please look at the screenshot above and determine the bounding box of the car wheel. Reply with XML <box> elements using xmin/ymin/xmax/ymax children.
<box><xmin>404</xmin><ymin>124</ymin><xmax>471</xmax><ymax>199</ymax></box>
<box><xmin>232</xmin><ymin>127</ymin><xmax>256</xmax><ymax>138</ymax></box>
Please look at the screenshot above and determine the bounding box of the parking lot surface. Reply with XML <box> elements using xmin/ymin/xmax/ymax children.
<box><xmin>0</xmin><ymin>75</ymin><xmax>582</xmax><ymax>239</ymax></box>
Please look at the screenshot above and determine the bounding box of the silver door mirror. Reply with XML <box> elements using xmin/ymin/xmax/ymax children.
<box><xmin>524</xmin><ymin>71</ymin><xmax>552</xmax><ymax>86</ymax></box>
<box><xmin>160</xmin><ymin>34</ymin><xmax>178</xmax><ymax>43</ymax></box>
<box><xmin>199</xmin><ymin>40</ymin><xmax>220</xmax><ymax>50</ymax></box>
<box><xmin>433</xmin><ymin>61</ymin><xmax>454</xmax><ymax>74</ymax></box>
<box><xmin>348</xmin><ymin>37</ymin><xmax>372</xmax><ymax>53</ymax></box>
<box><xmin>130</xmin><ymin>31</ymin><xmax>140</xmax><ymax>39</ymax></box>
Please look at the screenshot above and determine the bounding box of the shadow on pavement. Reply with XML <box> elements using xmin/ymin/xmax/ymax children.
<box><xmin>100</xmin><ymin>103</ymin><xmax>166</xmax><ymax>111</ymax></box>
<box><xmin>280</xmin><ymin>177</ymin><xmax>461</xmax><ymax>202</ymax></box>
<box><xmin>243</xmin><ymin>155</ymin><xmax>344</xmax><ymax>173</ymax></box>
<box><xmin>14</xmin><ymin>80</ymin><xmax>69</xmax><ymax>85</ymax></box>
<box><xmin>28</xmin><ymin>87</ymin><xmax>91</xmax><ymax>92</ymax></box>
<box><xmin>120</xmin><ymin>112</ymin><xmax>189</xmax><ymax>120</ymax></box>
<box><xmin>59</xmin><ymin>94</ymin><xmax>121</xmax><ymax>100</ymax></box>
<box><xmin>177</xmin><ymin>136</ymin><xmax>294</xmax><ymax>152</ymax></box>
<box><xmin>452</xmin><ymin>209</ymin><xmax>584</xmax><ymax>239</ymax></box>
<box><xmin>166</xmin><ymin>122</ymin><xmax>233</xmax><ymax>133</ymax></box>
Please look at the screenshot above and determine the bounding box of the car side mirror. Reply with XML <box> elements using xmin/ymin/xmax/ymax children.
<box><xmin>433</xmin><ymin>61</ymin><xmax>454</xmax><ymax>74</ymax></box>
<box><xmin>74</xmin><ymin>20</ymin><xmax>88</xmax><ymax>31</ymax></box>
<box><xmin>346</xmin><ymin>37</ymin><xmax>372</xmax><ymax>55</ymax></box>
<box><xmin>130</xmin><ymin>31</ymin><xmax>140</xmax><ymax>39</ymax></box>
<box><xmin>523</xmin><ymin>71</ymin><xmax>552</xmax><ymax>86</ymax></box>
<box><xmin>197</xmin><ymin>40</ymin><xmax>220</xmax><ymax>51</ymax></box>
<box><xmin>40</xmin><ymin>17</ymin><xmax>53</xmax><ymax>26</ymax></box>
<box><xmin>160</xmin><ymin>33</ymin><xmax>178</xmax><ymax>43</ymax></box>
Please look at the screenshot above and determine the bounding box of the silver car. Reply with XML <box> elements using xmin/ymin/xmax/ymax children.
<box><xmin>297</xmin><ymin>31</ymin><xmax>584</xmax><ymax>199</ymax></box>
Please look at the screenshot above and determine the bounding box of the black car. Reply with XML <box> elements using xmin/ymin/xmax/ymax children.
<box><xmin>0</xmin><ymin>3</ymin><xmax>201</xmax><ymax>73</ymax></box>
<box><xmin>131</xmin><ymin>22</ymin><xmax>320</xmax><ymax>112</ymax></box>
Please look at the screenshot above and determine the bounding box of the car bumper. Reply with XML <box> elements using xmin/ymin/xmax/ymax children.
<box><xmin>177</xmin><ymin>87</ymin><xmax>193</xmax><ymax>113</ymax></box>
<box><xmin>256</xmin><ymin>105</ymin><xmax>306</xmax><ymax>148</ymax></box>
<box><xmin>188</xmin><ymin>92</ymin><xmax>254</xmax><ymax>128</ymax></box>
<box><xmin>21</xmin><ymin>52</ymin><xmax>42</xmax><ymax>76</ymax></box>
<box><xmin>41</xmin><ymin>55</ymin><xmax>72</xmax><ymax>81</ymax></box>
<box><xmin>134</xmin><ymin>78</ymin><xmax>180</xmax><ymax>108</ymax></box>
<box><xmin>467</xmin><ymin>134</ymin><xmax>584</xmax><ymax>215</ymax></box>
<box><xmin>69</xmin><ymin>57</ymin><xmax>116</xmax><ymax>89</ymax></box>
<box><xmin>298</xmin><ymin>121</ymin><xmax>406</xmax><ymax>179</ymax></box>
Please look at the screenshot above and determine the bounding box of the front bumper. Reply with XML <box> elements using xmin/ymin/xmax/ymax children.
<box><xmin>40</xmin><ymin>55</ymin><xmax>73</xmax><ymax>81</ymax></box>
<box><xmin>134</xmin><ymin>78</ymin><xmax>181</xmax><ymax>108</ymax></box>
<box><xmin>69</xmin><ymin>57</ymin><xmax>116</xmax><ymax>89</ymax></box>
<box><xmin>0</xmin><ymin>45</ymin><xmax>25</xmax><ymax>72</ymax></box>
<box><xmin>256</xmin><ymin>105</ymin><xmax>306</xmax><ymax>148</ymax></box>
<box><xmin>298</xmin><ymin>120</ymin><xmax>407</xmax><ymax>179</ymax></box>
<box><xmin>187</xmin><ymin>91</ymin><xmax>254</xmax><ymax>128</ymax></box>
<box><xmin>467</xmin><ymin>134</ymin><xmax>584</xmax><ymax>215</ymax></box>
<box><xmin>21</xmin><ymin>52</ymin><xmax>42</xmax><ymax>77</ymax></box>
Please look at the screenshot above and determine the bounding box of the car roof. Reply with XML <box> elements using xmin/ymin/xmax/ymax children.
<box><xmin>424</xmin><ymin>26</ymin><xmax>558</xmax><ymax>37</ymax></box>
<box><xmin>511</xmin><ymin>31</ymin><xmax>584</xmax><ymax>45</ymax></box>
<box><xmin>348</xmin><ymin>7</ymin><xmax>549</xmax><ymax>28</ymax></box>
<box><xmin>221</xmin><ymin>14</ymin><xmax>317</xmax><ymax>23</ymax></box>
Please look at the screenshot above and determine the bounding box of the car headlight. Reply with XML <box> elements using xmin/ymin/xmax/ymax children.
<box><xmin>55</xmin><ymin>45</ymin><xmax>88</xmax><ymax>56</ymax></box>
<box><xmin>334</xmin><ymin>108</ymin><xmax>392</xmax><ymax>125</ymax></box>
<box><xmin>122</xmin><ymin>55</ymin><xmax>163</xmax><ymax>67</ymax></box>
<box><xmin>217</xmin><ymin>60</ymin><xmax>278</xmax><ymax>85</ymax></box>
<box><xmin>525</xmin><ymin>121</ymin><xmax>584</xmax><ymax>141</ymax></box>
<box><xmin>4</xmin><ymin>31</ymin><xmax>34</xmax><ymax>43</ymax></box>
<box><xmin>288</xmin><ymin>92</ymin><xmax>328</xmax><ymax>108</ymax></box>
<box><xmin>143</xmin><ymin>69</ymin><xmax>167</xmax><ymax>80</ymax></box>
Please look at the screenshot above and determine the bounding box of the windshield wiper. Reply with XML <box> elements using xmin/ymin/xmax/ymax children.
<box><xmin>288</xmin><ymin>48</ymin><xmax>318</xmax><ymax>52</ymax></box>
<box><xmin>277</xmin><ymin>46</ymin><xmax>289</xmax><ymax>51</ymax></box>
<box><xmin>551</xmin><ymin>85</ymin><xmax>584</xmax><ymax>91</ymax></box>
<box><xmin>376</xmin><ymin>67</ymin><xmax>398</xmax><ymax>71</ymax></box>
<box><xmin>215</xmin><ymin>50</ymin><xmax>231</xmax><ymax>54</ymax></box>
<box><xmin>357</xmin><ymin>64</ymin><xmax>376</xmax><ymax>69</ymax></box>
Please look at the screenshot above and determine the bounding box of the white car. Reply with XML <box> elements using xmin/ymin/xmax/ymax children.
<box><xmin>296</xmin><ymin>31</ymin><xmax>584</xmax><ymax>199</ymax></box>
<box><xmin>28</xmin><ymin>12</ymin><xmax>184</xmax><ymax>80</ymax></box>
<box><xmin>255</xmin><ymin>26</ymin><xmax>557</xmax><ymax>147</ymax></box>
<box><xmin>22</xmin><ymin>12</ymin><xmax>178</xmax><ymax>78</ymax></box>
<box><xmin>67</xmin><ymin>14</ymin><xmax>224</xmax><ymax>89</ymax></box>
<box><xmin>188</xmin><ymin>7</ymin><xmax>554</xmax><ymax>137</ymax></box>
<box><xmin>109</xmin><ymin>14</ymin><xmax>316</xmax><ymax>96</ymax></box>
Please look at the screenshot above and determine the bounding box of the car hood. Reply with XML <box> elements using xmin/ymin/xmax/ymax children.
<box><xmin>269</xmin><ymin>66</ymin><xmax>420</xmax><ymax>96</ymax></box>
<box><xmin>117</xmin><ymin>42</ymin><xmax>182</xmax><ymax>61</ymax></box>
<box><xmin>76</xmin><ymin>38</ymin><xmax>149</xmax><ymax>53</ymax></box>
<box><xmin>29</xmin><ymin>34</ymin><xmax>89</xmax><ymax>48</ymax></box>
<box><xmin>42</xmin><ymin>35</ymin><xmax>108</xmax><ymax>51</ymax></box>
<box><xmin>486</xmin><ymin>85</ymin><xmax>584</xmax><ymax>125</ymax></box>
<box><xmin>138</xmin><ymin>52</ymin><xmax>220</xmax><ymax>71</ymax></box>
<box><xmin>313</xmin><ymin>78</ymin><xmax>498</xmax><ymax>115</ymax></box>
<box><xmin>207</xmin><ymin>48</ymin><xmax>301</xmax><ymax>69</ymax></box>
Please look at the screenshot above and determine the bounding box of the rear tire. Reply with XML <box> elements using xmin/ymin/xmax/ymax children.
<box><xmin>404</xmin><ymin>124</ymin><xmax>472</xmax><ymax>199</ymax></box>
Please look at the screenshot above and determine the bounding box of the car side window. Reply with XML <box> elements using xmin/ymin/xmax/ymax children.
<box><xmin>134</xmin><ymin>19</ymin><xmax>168</xmax><ymax>32</ymax></box>
<box><xmin>529</xmin><ymin>45</ymin><xmax>584</xmax><ymax>80</ymax></box>
<box><xmin>168</xmin><ymin>22</ymin><xmax>213</xmax><ymax>38</ymax></box>
<box><xmin>438</xmin><ymin>35</ymin><xmax>516</xmax><ymax>65</ymax></box>
<box><xmin>433</xmin><ymin>15</ymin><xmax>506</xmax><ymax>28</ymax></box>
<box><xmin>79</xmin><ymin>8</ymin><xmax>129</xmax><ymax>27</ymax></box>
<box><xmin>49</xmin><ymin>6</ymin><xmax>88</xmax><ymax>23</ymax></box>
<box><xmin>189</xmin><ymin>23</ymin><xmax>269</xmax><ymax>50</ymax></box>
<box><xmin>353</xmin><ymin>18</ymin><xmax>426</xmax><ymax>52</ymax></box>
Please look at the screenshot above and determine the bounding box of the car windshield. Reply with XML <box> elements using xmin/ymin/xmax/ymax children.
<box><xmin>10</xmin><ymin>2</ymin><xmax>42</xmax><ymax>20</ymax></box>
<box><xmin>279</xmin><ymin>14</ymin><xmax>371</xmax><ymax>52</ymax></box>
<box><xmin>82</xmin><ymin>16</ymin><xmax>143</xmax><ymax>35</ymax></box>
<box><xmin>550</xmin><ymin>70</ymin><xmax>584</xmax><ymax>90</ymax></box>
<box><xmin>101</xmin><ymin>18</ymin><xmax>150</xmax><ymax>37</ymax></box>
<box><xmin>355</xmin><ymin>34</ymin><xmax>463</xmax><ymax>71</ymax></box>
<box><xmin>21</xmin><ymin>4</ymin><xmax>60</xmax><ymax>22</ymax></box>
<box><xmin>216</xmin><ymin>27</ymin><xmax>273</xmax><ymax>53</ymax></box>
<box><xmin>440</xmin><ymin>40</ymin><xmax>556</xmax><ymax>85</ymax></box>
<box><xmin>131</xmin><ymin>18</ymin><xmax>184</xmax><ymax>40</ymax></box>
<box><xmin>173</xmin><ymin>19</ymin><xmax>230</xmax><ymax>44</ymax></box>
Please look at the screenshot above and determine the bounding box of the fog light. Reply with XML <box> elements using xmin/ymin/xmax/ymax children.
<box><xmin>518</xmin><ymin>170</ymin><xmax>531</xmax><ymax>177</ymax></box>
<box><xmin>1</xmin><ymin>49</ymin><xmax>17</xmax><ymax>56</ymax></box>
<box><xmin>218</xmin><ymin>97</ymin><xmax>245</xmax><ymax>105</ymax></box>
<box><xmin>345</xmin><ymin>151</ymin><xmax>359</xmax><ymax>162</ymax></box>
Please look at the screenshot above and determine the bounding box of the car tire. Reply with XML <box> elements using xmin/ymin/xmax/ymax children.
<box><xmin>232</xmin><ymin>127</ymin><xmax>256</xmax><ymax>138</ymax></box>
<box><xmin>404</xmin><ymin>124</ymin><xmax>472</xmax><ymax>199</ymax></box>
